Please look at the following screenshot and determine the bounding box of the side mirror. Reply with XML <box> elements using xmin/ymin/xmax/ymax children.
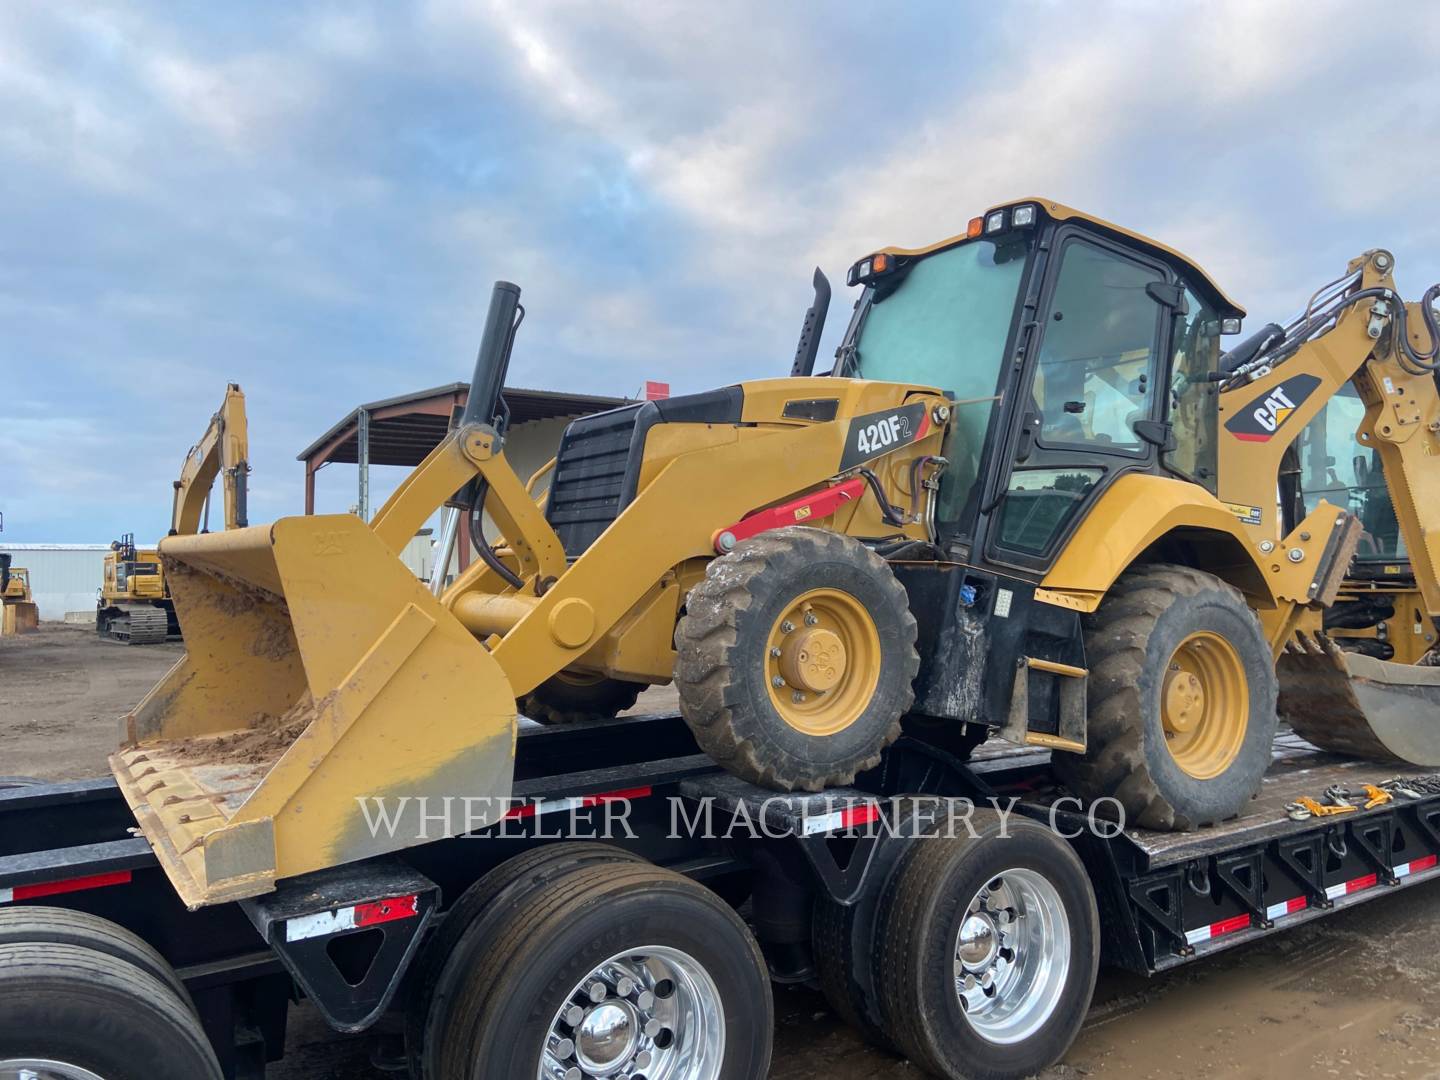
<box><xmin>1133</xmin><ymin>419</ymin><xmax>1177</xmax><ymax>452</ymax></box>
<box><xmin>1145</xmin><ymin>281</ymin><xmax>1188</xmax><ymax>313</ymax></box>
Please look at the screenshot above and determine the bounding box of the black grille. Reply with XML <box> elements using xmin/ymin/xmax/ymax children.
<box><xmin>545</xmin><ymin>403</ymin><xmax>644</xmax><ymax>556</ymax></box>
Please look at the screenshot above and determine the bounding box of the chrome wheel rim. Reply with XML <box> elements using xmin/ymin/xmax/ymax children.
<box><xmin>538</xmin><ymin>945</ymin><xmax>724</xmax><ymax>1080</ymax></box>
<box><xmin>953</xmin><ymin>868</ymin><xmax>1070</xmax><ymax>1045</ymax></box>
<box><xmin>0</xmin><ymin>1062</ymin><xmax>106</xmax><ymax>1080</ymax></box>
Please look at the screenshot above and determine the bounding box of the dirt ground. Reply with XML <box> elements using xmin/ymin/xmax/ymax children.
<box><xmin>5</xmin><ymin>623</ymin><xmax>1440</xmax><ymax>1079</ymax></box>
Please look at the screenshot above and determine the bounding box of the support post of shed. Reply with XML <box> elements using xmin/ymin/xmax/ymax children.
<box><xmin>357</xmin><ymin>407</ymin><xmax>371</xmax><ymax>522</ymax></box>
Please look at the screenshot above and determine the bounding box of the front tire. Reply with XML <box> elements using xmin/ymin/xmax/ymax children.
<box><xmin>428</xmin><ymin>862</ymin><xmax>773</xmax><ymax>1080</ymax></box>
<box><xmin>676</xmin><ymin>527</ymin><xmax>919</xmax><ymax>791</ymax></box>
<box><xmin>1054</xmin><ymin>564</ymin><xmax>1277</xmax><ymax>830</ymax></box>
<box><xmin>873</xmin><ymin>810</ymin><xmax>1099</xmax><ymax>1080</ymax></box>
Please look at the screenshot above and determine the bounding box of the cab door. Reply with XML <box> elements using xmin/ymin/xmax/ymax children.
<box><xmin>982</xmin><ymin>228</ymin><xmax>1173</xmax><ymax>575</ymax></box>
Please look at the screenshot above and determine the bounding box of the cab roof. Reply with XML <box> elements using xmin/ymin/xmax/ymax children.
<box><xmin>875</xmin><ymin>197</ymin><xmax>1245</xmax><ymax>319</ymax></box>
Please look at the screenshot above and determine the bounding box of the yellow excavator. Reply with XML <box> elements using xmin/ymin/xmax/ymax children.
<box><xmin>97</xmin><ymin>384</ymin><xmax>249</xmax><ymax>644</ymax></box>
<box><xmin>108</xmin><ymin>199</ymin><xmax>1440</xmax><ymax>911</ymax></box>
<box><xmin>0</xmin><ymin>555</ymin><xmax>39</xmax><ymax>636</ymax></box>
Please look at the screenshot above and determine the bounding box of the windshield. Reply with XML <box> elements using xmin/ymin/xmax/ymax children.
<box><xmin>847</xmin><ymin>235</ymin><xmax>1030</xmax><ymax>527</ymax></box>
<box><xmin>1295</xmin><ymin>385</ymin><xmax>1404</xmax><ymax>562</ymax></box>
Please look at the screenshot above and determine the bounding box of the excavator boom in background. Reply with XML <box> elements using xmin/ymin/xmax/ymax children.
<box><xmin>107</xmin><ymin>200</ymin><xmax>1440</xmax><ymax>910</ymax></box>
<box><xmin>97</xmin><ymin>383</ymin><xmax>249</xmax><ymax>644</ymax></box>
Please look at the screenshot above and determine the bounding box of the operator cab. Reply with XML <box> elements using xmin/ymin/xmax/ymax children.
<box><xmin>836</xmin><ymin>199</ymin><xmax>1245</xmax><ymax>579</ymax></box>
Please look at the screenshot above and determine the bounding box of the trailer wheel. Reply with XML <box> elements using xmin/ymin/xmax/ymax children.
<box><xmin>428</xmin><ymin>862</ymin><xmax>773</xmax><ymax>1080</ymax></box>
<box><xmin>407</xmin><ymin>842</ymin><xmax>647</xmax><ymax>1080</ymax></box>
<box><xmin>676</xmin><ymin>526</ymin><xmax>919</xmax><ymax>791</ymax></box>
<box><xmin>812</xmin><ymin>893</ymin><xmax>896</xmax><ymax>1052</ymax></box>
<box><xmin>1053</xmin><ymin>564</ymin><xmax>1277</xmax><ymax>830</ymax></box>
<box><xmin>873</xmin><ymin>809</ymin><xmax>1098</xmax><ymax>1080</ymax></box>
<box><xmin>520</xmin><ymin>671</ymin><xmax>644</xmax><ymax>724</ymax></box>
<box><xmin>0</xmin><ymin>907</ymin><xmax>192</xmax><ymax>1010</ymax></box>
<box><xmin>0</xmin><ymin>942</ymin><xmax>223</xmax><ymax>1080</ymax></box>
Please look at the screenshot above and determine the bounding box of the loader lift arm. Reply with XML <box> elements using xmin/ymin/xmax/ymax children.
<box><xmin>169</xmin><ymin>382</ymin><xmax>249</xmax><ymax>535</ymax></box>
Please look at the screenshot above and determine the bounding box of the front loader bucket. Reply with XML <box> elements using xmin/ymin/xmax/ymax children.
<box><xmin>109</xmin><ymin>515</ymin><xmax>518</xmax><ymax>910</ymax></box>
<box><xmin>1278</xmin><ymin>632</ymin><xmax>1440</xmax><ymax>765</ymax></box>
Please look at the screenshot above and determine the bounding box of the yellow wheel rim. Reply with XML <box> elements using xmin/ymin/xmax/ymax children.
<box><xmin>1162</xmin><ymin>631</ymin><xmax>1248</xmax><ymax>780</ymax></box>
<box><xmin>553</xmin><ymin>669</ymin><xmax>604</xmax><ymax>688</ymax></box>
<box><xmin>766</xmin><ymin>588</ymin><xmax>882</xmax><ymax>736</ymax></box>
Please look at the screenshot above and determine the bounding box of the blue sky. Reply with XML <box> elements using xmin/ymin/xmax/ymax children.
<box><xmin>4</xmin><ymin>1</ymin><xmax>1439</xmax><ymax>542</ymax></box>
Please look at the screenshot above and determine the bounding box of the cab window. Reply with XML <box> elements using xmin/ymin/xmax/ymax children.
<box><xmin>1033</xmin><ymin>239</ymin><xmax>1164</xmax><ymax>452</ymax></box>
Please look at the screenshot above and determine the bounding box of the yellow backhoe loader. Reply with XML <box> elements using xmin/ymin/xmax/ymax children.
<box><xmin>97</xmin><ymin>383</ymin><xmax>249</xmax><ymax>644</ymax></box>
<box><xmin>0</xmin><ymin>555</ymin><xmax>39</xmax><ymax>636</ymax></box>
<box><xmin>110</xmin><ymin>200</ymin><xmax>1440</xmax><ymax>911</ymax></box>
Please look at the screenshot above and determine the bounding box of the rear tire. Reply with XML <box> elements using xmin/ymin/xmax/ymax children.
<box><xmin>407</xmin><ymin>843</ymin><xmax>646</xmax><ymax>1079</ymax></box>
<box><xmin>428</xmin><ymin>862</ymin><xmax>773</xmax><ymax>1080</ymax></box>
<box><xmin>520</xmin><ymin>671</ymin><xmax>644</xmax><ymax>724</ymax></box>
<box><xmin>676</xmin><ymin>527</ymin><xmax>919</xmax><ymax>791</ymax></box>
<box><xmin>873</xmin><ymin>810</ymin><xmax>1099</xmax><ymax>1080</ymax></box>
<box><xmin>1053</xmin><ymin>564</ymin><xmax>1277</xmax><ymax>830</ymax></box>
<box><xmin>0</xmin><ymin>941</ymin><xmax>223</xmax><ymax>1080</ymax></box>
<box><xmin>0</xmin><ymin>907</ymin><xmax>192</xmax><ymax>1009</ymax></box>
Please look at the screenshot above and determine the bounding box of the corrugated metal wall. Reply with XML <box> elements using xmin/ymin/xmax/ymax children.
<box><xmin>0</xmin><ymin>544</ymin><xmax>108</xmax><ymax>621</ymax></box>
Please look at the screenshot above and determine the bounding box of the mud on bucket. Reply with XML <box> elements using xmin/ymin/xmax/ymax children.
<box><xmin>110</xmin><ymin>514</ymin><xmax>518</xmax><ymax>910</ymax></box>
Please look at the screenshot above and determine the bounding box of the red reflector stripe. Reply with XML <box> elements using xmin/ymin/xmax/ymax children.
<box><xmin>1348</xmin><ymin>873</ymin><xmax>1378</xmax><ymax>893</ymax></box>
<box><xmin>8</xmin><ymin>870</ymin><xmax>132</xmax><ymax>903</ymax></box>
<box><xmin>1411</xmin><ymin>855</ymin><xmax>1438</xmax><ymax>873</ymax></box>
<box><xmin>840</xmin><ymin>805</ymin><xmax>880</xmax><ymax>829</ymax></box>
<box><xmin>1286</xmin><ymin>896</ymin><xmax>1308</xmax><ymax>914</ymax></box>
<box><xmin>356</xmin><ymin>894</ymin><xmax>418</xmax><ymax>928</ymax></box>
<box><xmin>504</xmin><ymin>786</ymin><xmax>654</xmax><ymax>821</ymax></box>
<box><xmin>1210</xmin><ymin>913</ymin><xmax>1252</xmax><ymax>938</ymax></box>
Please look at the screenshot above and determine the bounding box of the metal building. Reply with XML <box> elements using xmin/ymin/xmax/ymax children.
<box><xmin>0</xmin><ymin>543</ymin><xmax>108</xmax><ymax>622</ymax></box>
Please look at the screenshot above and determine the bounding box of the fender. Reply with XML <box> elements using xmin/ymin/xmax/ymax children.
<box><xmin>1040</xmin><ymin>474</ymin><xmax>1276</xmax><ymax>610</ymax></box>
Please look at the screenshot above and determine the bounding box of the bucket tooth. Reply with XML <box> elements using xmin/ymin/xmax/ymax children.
<box><xmin>1278</xmin><ymin>633</ymin><xmax>1440</xmax><ymax>765</ymax></box>
<box><xmin>110</xmin><ymin>514</ymin><xmax>518</xmax><ymax>910</ymax></box>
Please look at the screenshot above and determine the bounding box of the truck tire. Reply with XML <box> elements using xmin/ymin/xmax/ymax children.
<box><xmin>873</xmin><ymin>810</ymin><xmax>1099</xmax><ymax>1080</ymax></box>
<box><xmin>0</xmin><ymin>942</ymin><xmax>223</xmax><ymax>1080</ymax></box>
<box><xmin>812</xmin><ymin>893</ymin><xmax>896</xmax><ymax>1052</ymax></box>
<box><xmin>676</xmin><ymin>526</ymin><xmax>919</xmax><ymax>791</ymax></box>
<box><xmin>0</xmin><ymin>907</ymin><xmax>192</xmax><ymax>1010</ymax></box>
<box><xmin>407</xmin><ymin>842</ymin><xmax>646</xmax><ymax>1079</ymax></box>
<box><xmin>1054</xmin><ymin>564</ymin><xmax>1278</xmax><ymax>830</ymax></box>
<box><xmin>428</xmin><ymin>862</ymin><xmax>773</xmax><ymax>1080</ymax></box>
<box><xmin>520</xmin><ymin>671</ymin><xmax>643</xmax><ymax>724</ymax></box>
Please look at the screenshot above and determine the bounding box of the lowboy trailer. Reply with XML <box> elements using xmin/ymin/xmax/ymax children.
<box><xmin>2</xmin><ymin>714</ymin><xmax>1439</xmax><ymax>1080</ymax></box>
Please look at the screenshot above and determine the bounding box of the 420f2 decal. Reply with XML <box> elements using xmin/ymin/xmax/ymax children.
<box><xmin>839</xmin><ymin>402</ymin><xmax>931</xmax><ymax>470</ymax></box>
<box><xmin>1225</xmin><ymin>373</ymin><xmax>1322</xmax><ymax>443</ymax></box>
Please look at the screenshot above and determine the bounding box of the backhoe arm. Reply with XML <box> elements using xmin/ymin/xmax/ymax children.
<box><xmin>1216</xmin><ymin>251</ymin><xmax>1440</xmax><ymax>618</ymax></box>
<box><xmin>170</xmin><ymin>383</ymin><xmax>249</xmax><ymax>534</ymax></box>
